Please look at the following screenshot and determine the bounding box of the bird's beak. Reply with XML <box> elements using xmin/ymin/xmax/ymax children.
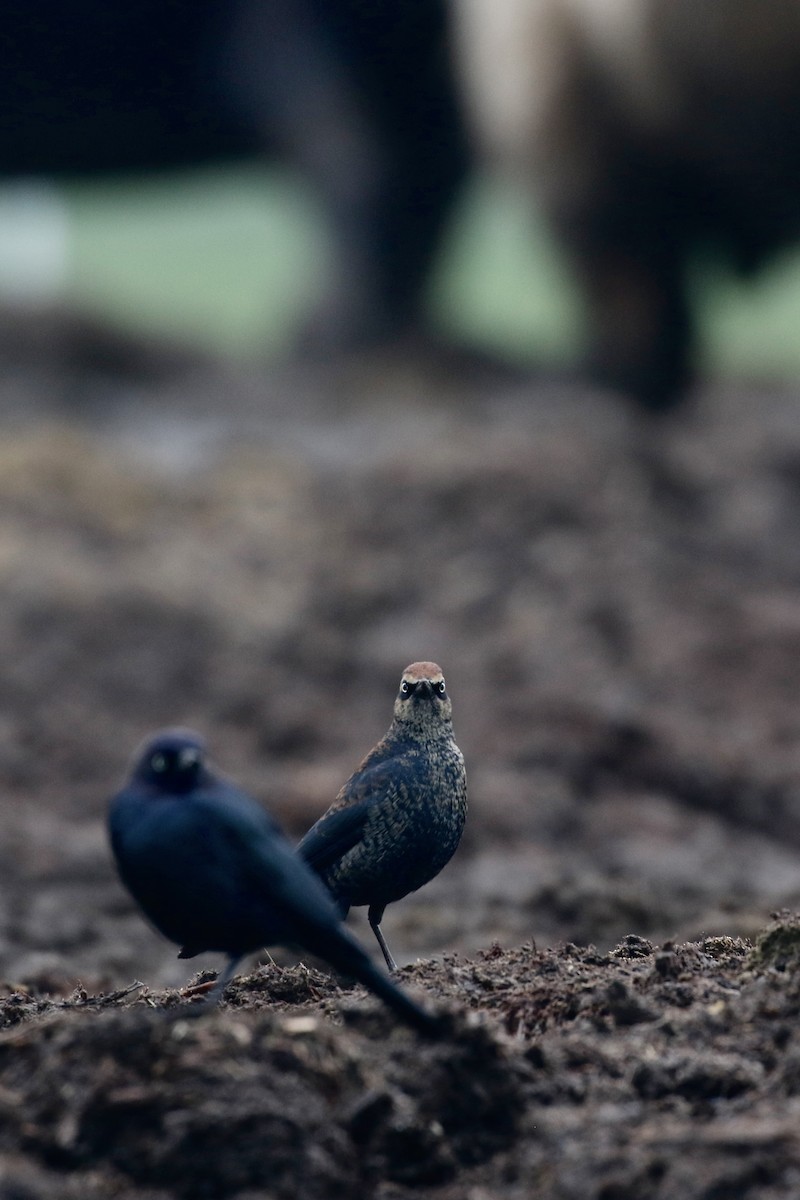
<box><xmin>415</xmin><ymin>680</ymin><xmax>434</xmax><ymax>699</ymax></box>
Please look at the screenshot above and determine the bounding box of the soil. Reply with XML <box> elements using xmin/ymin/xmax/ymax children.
<box><xmin>2</xmin><ymin>313</ymin><xmax>800</xmax><ymax>1197</ymax></box>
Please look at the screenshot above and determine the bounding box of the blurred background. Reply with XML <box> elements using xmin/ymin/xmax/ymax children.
<box><xmin>5</xmin><ymin>163</ymin><xmax>800</xmax><ymax>377</ymax></box>
<box><xmin>3</xmin><ymin>0</ymin><xmax>800</xmax><ymax>993</ymax></box>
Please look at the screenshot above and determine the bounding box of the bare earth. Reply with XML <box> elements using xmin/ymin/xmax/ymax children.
<box><xmin>2</xmin><ymin>317</ymin><xmax>800</xmax><ymax>1197</ymax></box>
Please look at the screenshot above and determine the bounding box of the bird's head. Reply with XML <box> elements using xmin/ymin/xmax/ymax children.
<box><xmin>132</xmin><ymin>729</ymin><xmax>207</xmax><ymax>794</ymax></box>
<box><xmin>393</xmin><ymin>661</ymin><xmax>452</xmax><ymax>731</ymax></box>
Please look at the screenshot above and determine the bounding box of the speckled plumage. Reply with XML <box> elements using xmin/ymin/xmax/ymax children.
<box><xmin>298</xmin><ymin>662</ymin><xmax>467</xmax><ymax>970</ymax></box>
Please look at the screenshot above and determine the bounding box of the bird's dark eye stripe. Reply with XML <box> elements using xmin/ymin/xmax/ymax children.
<box><xmin>401</xmin><ymin>679</ymin><xmax>447</xmax><ymax>697</ymax></box>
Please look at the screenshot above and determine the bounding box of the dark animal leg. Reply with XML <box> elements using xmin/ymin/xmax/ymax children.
<box><xmin>221</xmin><ymin>0</ymin><xmax>468</xmax><ymax>352</ymax></box>
<box><xmin>578</xmin><ymin>247</ymin><xmax>692</xmax><ymax>410</ymax></box>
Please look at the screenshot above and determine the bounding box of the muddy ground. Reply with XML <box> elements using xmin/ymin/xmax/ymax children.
<box><xmin>3</xmin><ymin>314</ymin><xmax>800</xmax><ymax>1196</ymax></box>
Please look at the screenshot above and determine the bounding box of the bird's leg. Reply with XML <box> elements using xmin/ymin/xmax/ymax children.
<box><xmin>173</xmin><ymin>955</ymin><xmax>243</xmax><ymax>1019</ymax></box>
<box><xmin>368</xmin><ymin>904</ymin><xmax>397</xmax><ymax>972</ymax></box>
<box><xmin>205</xmin><ymin>954</ymin><xmax>243</xmax><ymax>1006</ymax></box>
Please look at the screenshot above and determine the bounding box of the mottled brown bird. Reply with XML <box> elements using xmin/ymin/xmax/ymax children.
<box><xmin>298</xmin><ymin>662</ymin><xmax>467</xmax><ymax>971</ymax></box>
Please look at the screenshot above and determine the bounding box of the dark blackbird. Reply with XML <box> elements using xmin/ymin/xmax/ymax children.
<box><xmin>108</xmin><ymin>729</ymin><xmax>439</xmax><ymax>1033</ymax></box>
<box><xmin>298</xmin><ymin>662</ymin><xmax>467</xmax><ymax>971</ymax></box>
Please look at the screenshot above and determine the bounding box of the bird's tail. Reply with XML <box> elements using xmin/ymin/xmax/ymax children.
<box><xmin>309</xmin><ymin>924</ymin><xmax>442</xmax><ymax>1037</ymax></box>
<box><xmin>352</xmin><ymin>951</ymin><xmax>442</xmax><ymax>1037</ymax></box>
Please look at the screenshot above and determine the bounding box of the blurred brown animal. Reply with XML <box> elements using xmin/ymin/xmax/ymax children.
<box><xmin>454</xmin><ymin>0</ymin><xmax>800</xmax><ymax>408</ymax></box>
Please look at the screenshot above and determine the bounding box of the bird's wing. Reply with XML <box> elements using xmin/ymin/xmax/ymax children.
<box><xmin>296</xmin><ymin>802</ymin><xmax>372</xmax><ymax>874</ymax></box>
<box><xmin>297</xmin><ymin>756</ymin><xmax>407</xmax><ymax>874</ymax></box>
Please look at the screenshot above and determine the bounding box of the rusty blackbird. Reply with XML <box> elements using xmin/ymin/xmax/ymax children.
<box><xmin>298</xmin><ymin>662</ymin><xmax>467</xmax><ymax>971</ymax></box>
<box><xmin>108</xmin><ymin>728</ymin><xmax>439</xmax><ymax>1033</ymax></box>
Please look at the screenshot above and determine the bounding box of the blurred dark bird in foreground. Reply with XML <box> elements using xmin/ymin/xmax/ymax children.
<box><xmin>299</xmin><ymin>663</ymin><xmax>467</xmax><ymax>972</ymax></box>
<box><xmin>108</xmin><ymin>729</ymin><xmax>439</xmax><ymax>1034</ymax></box>
<box><xmin>454</xmin><ymin>0</ymin><xmax>800</xmax><ymax>409</ymax></box>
